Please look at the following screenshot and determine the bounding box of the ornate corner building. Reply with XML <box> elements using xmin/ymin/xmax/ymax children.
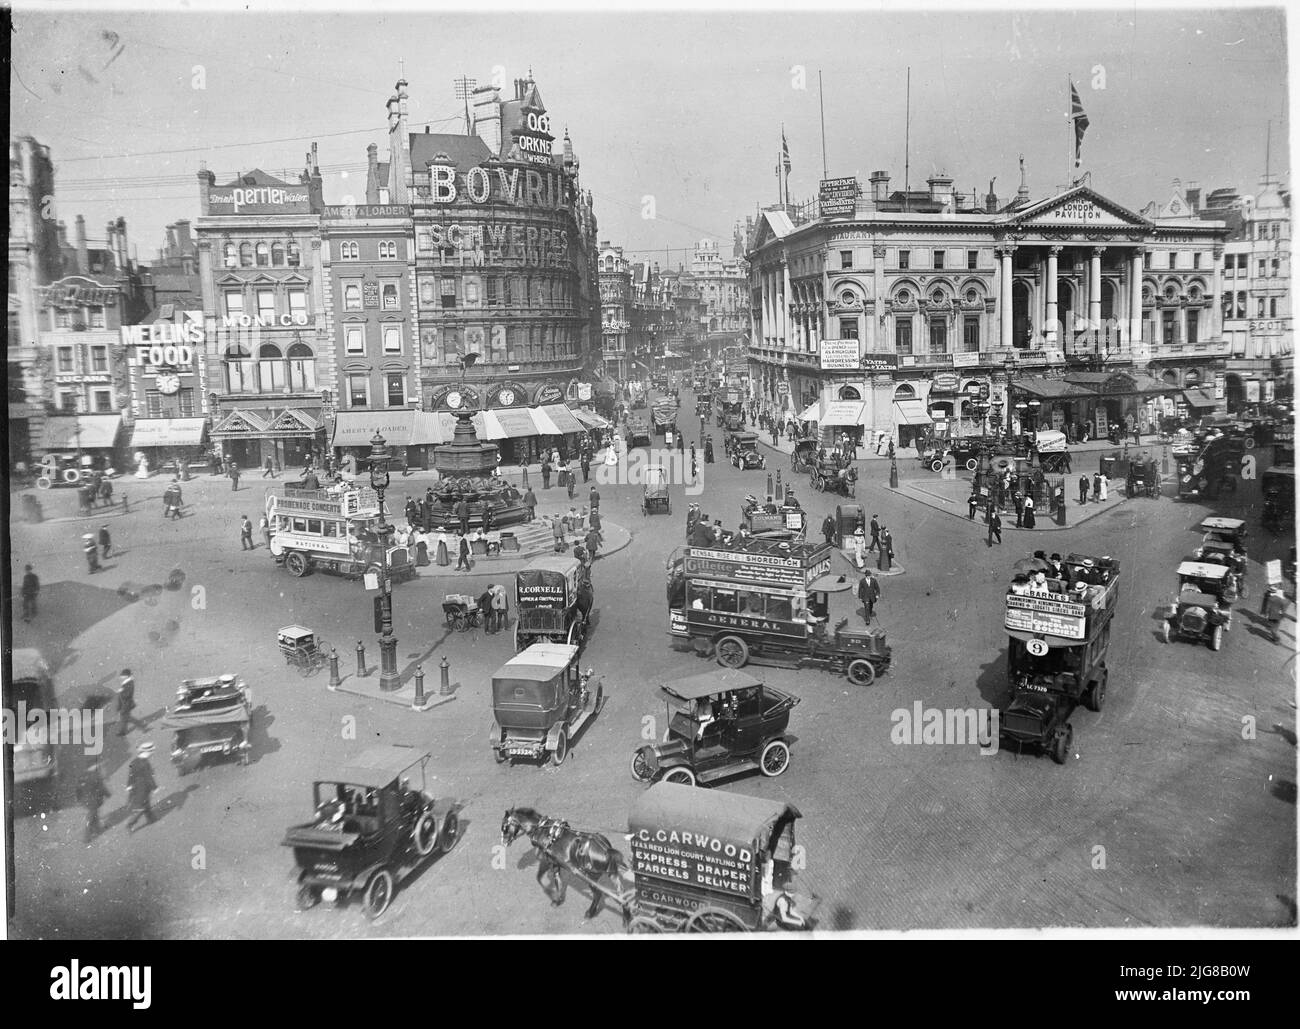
<box><xmin>743</xmin><ymin>167</ymin><xmax>1288</xmax><ymax>447</ymax></box>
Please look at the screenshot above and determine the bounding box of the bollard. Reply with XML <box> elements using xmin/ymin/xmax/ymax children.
<box><xmin>356</xmin><ymin>641</ymin><xmax>366</xmax><ymax>678</ymax></box>
<box><xmin>329</xmin><ymin>648</ymin><xmax>341</xmax><ymax>688</ymax></box>
<box><xmin>121</xmin><ymin>494</ymin><xmax>129</xmax><ymax>514</ymax></box>
<box><xmin>1161</xmin><ymin>445</ymin><xmax>1170</xmax><ymax>476</ymax></box>
<box><xmin>439</xmin><ymin>656</ymin><xmax>452</xmax><ymax>696</ymax></box>
<box><xmin>414</xmin><ymin>665</ymin><xmax>425</xmax><ymax>706</ymax></box>
<box><xmin>775</xmin><ymin>470</ymin><xmax>782</xmax><ymax>498</ymax></box>
<box><xmin>889</xmin><ymin>458</ymin><xmax>899</xmax><ymax>489</ymax></box>
<box><xmin>878</xmin><ymin>544</ymin><xmax>892</xmax><ymax>573</ymax></box>
<box><xmin>766</xmin><ymin>472</ymin><xmax>774</xmax><ymax>498</ymax></box>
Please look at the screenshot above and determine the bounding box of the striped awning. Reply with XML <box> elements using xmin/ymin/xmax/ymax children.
<box><xmin>540</xmin><ymin>404</ymin><xmax>584</xmax><ymax>434</ymax></box>
<box><xmin>894</xmin><ymin>399</ymin><xmax>933</xmax><ymax>426</ymax></box>
<box><xmin>42</xmin><ymin>414</ymin><xmax>123</xmax><ymax>450</ymax></box>
<box><xmin>130</xmin><ymin>418</ymin><xmax>208</xmax><ymax>448</ymax></box>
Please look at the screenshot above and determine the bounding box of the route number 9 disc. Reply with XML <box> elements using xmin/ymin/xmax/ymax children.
<box><xmin>1026</xmin><ymin>638</ymin><xmax>1049</xmax><ymax>657</ymax></box>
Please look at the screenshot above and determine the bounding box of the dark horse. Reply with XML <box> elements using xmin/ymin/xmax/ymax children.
<box><xmin>501</xmin><ymin>807</ymin><xmax>628</xmax><ymax>921</ymax></box>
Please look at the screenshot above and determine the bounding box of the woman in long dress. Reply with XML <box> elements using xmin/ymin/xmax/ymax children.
<box><xmin>1098</xmin><ymin>473</ymin><xmax>1109</xmax><ymax>502</ymax></box>
<box><xmin>435</xmin><ymin>529</ymin><xmax>450</xmax><ymax>566</ymax></box>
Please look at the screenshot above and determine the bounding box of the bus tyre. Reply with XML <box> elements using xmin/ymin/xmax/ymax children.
<box><xmin>285</xmin><ymin>552</ymin><xmax>309</xmax><ymax>577</ymax></box>
<box><xmin>1085</xmin><ymin>674</ymin><xmax>1107</xmax><ymax>712</ymax></box>
<box><xmin>1210</xmin><ymin>625</ymin><xmax>1223</xmax><ymax>652</ymax></box>
<box><xmin>714</xmin><ymin>635</ymin><xmax>749</xmax><ymax>669</ymax></box>
<box><xmin>760</xmin><ymin>739</ymin><xmax>791</xmax><ymax>777</ymax></box>
<box><xmin>847</xmin><ymin>659</ymin><xmax>876</xmax><ymax>687</ymax></box>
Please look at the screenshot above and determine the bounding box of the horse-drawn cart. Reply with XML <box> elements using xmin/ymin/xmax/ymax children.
<box><xmin>514</xmin><ymin>555</ymin><xmax>593</xmax><ymax>651</ymax></box>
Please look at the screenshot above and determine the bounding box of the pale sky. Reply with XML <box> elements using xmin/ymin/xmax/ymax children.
<box><xmin>9</xmin><ymin>4</ymin><xmax>1291</xmax><ymax>268</ymax></box>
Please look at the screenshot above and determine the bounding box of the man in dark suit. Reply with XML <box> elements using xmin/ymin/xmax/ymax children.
<box><xmin>987</xmin><ymin>508</ymin><xmax>1002</xmax><ymax>546</ymax></box>
<box><xmin>868</xmin><ymin>515</ymin><xmax>881</xmax><ymax>553</ymax></box>
<box><xmin>822</xmin><ymin>514</ymin><xmax>836</xmax><ymax>546</ymax></box>
<box><xmin>857</xmin><ymin>570</ymin><xmax>882</xmax><ymax>626</ymax></box>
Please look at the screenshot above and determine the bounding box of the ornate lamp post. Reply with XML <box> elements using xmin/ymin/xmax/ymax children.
<box><xmin>368</xmin><ymin>431</ymin><xmax>400</xmax><ymax>692</ymax></box>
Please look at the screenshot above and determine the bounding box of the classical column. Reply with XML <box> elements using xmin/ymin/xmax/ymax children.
<box><xmin>1045</xmin><ymin>245</ymin><xmax>1060</xmax><ymax>348</ymax></box>
<box><xmin>1130</xmin><ymin>249</ymin><xmax>1145</xmax><ymax>353</ymax></box>
<box><xmin>782</xmin><ymin>262</ymin><xmax>793</xmax><ymax>348</ymax></box>
<box><xmin>761</xmin><ymin>270</ymin><xmax>771</xmax><ymax>344</ymax></box>
<box><xmin>1211</xmin><ymin>245</ymin><xmax>1224</xmax><ymax>339</ymax></box>
<box><xmin>1088</xmin><ymin>247</ymin><xmax>1104</xmax><ymax>334</ymax></box>
<box><xmin>999</xmin><ymin>246</ymin><xmax>1014</xmax><ymax>348</ymax></box>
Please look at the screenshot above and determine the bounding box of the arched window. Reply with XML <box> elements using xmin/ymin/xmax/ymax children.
<box><xmin>225</xmin><ymin>342</ymin><xmax>254</xmax><ymax>393</ymax></box>
<box><xmin>894</xmin><ymin>383</ymin><xmax>916</xmax><ymax>399</ymax></box>
<box><xmin>838</xmin><ymin>385</ymin><xmax>861</xmax><ymax>401</ymax></box>
<box><xmin>271</xmin><ymin>242</ymin><xmax>285</xmax><ymax>266</ymax></box>
<box><xmin>239</xmin><ymin>242</ymin><xmax>253</xmax><ymax>267</ymax></box>
<box><xmin>223</xmin><ymin>243</ymin><xmax>238</xmax><ymax>268</ymax></box>
<box><xmin>287</xmin><ymin>242</ymin><xmax>302</xmax><ymax>267</ymax></box>
<box><xmin>258</xmin><ymin>343</ymin><xmax>285</xmax><ymax>392</ymax></box>
<box><xmin>256</xmin><ymin>242</ymin><xmax>270</xmax><ymax>267</ymax></box>
<box><xmin>287</xmin><ymin>342</ymin><xmax>315</xmax><ymax>392</ymax></box>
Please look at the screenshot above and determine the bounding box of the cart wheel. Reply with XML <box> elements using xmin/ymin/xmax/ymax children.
<box><xmin>445</xmin><ymin>610</ymin><xmax>457</xmax><ymax>629</ymax></box>
<box><xmin>296</xmin><ymin>884</ymin><xmax>320</xmax><ymax>910</ymax></box>
<box><xmin>760</xmin><ymin>739</ymin><xmax>791</xmax><ymax>777</ymax></box>
<box><xmin>627</xmin><ymin>915</ymin><xmax>664</xmax><ymax>934</ymax></box>
<box><xmin>714</xmin><ymin>635</ymin><xmax>749</xmax><ymax>669</ymax></box>
<box><xmin>551</xmin><ymin>728</ymin><xmax>569</xmax><ymax>767</ymax></box>
<box><xmin>437</xmin><ymin>810</ymin><xmax>461</xmax><ymax>854</ymax></box>
<box><xmin>362</xmin><ymin>869</ymin><xmax>394</xmax><ymax>920</ymax></box>
<box><xmin>1210</xmin><ymin>625</ymin><xmax>1223</xmax><ymax>652</ymax></box>
<box><xmin>284</xmin><ymin>551</ymin><xmax>309</xmax><ymax>577</ymax></box>
<box><xmin>454</xmin><ymin>613</ymin><xmax>469</xmax><ymax>632</ymax></box>
<box><xmin>1050</xmin><ymin>726</ymin><xmax>1073</xmax><ymax>765</ymax></box>
<box><xmin>297</xmin><ymin>655</ymin><xmax>315</xmax><ymax>679</ymax></box>
<box><xmin>847</xmin><ymin>658</ymin><xmax>877</xmax><ymax>687</ymax></box>
<box><xmin>36</xmin><ymin>475</ymin><xmax>53</xmax><ymax>490</ymax></box>
<box><xmin>965</xmin><ymin>458</ymin><xmax>979</xmax><ymax>472</ymax></box>
<box><xmin>412</xmin><ymin>811</ymin><xmax>438</xmax><ymax>857</ymax></box>
<box><xmin>630</xmin><ymin>748</ymin><xmax>655</xmax><ymax>783</ymax></box>
<box><xmin>1159</xmin><ymin>621</ymin><xmax>1171</xmax><ymax>644</ymax></box>
<box><xmin>662</xmin><ymin>767</ymin><xmax>696</xmax><ymax>786</ymax></box>
<box><xmin>685</xmin><ymin>907</ymin><xmax>749</xmax><ymax>933</ymax></box>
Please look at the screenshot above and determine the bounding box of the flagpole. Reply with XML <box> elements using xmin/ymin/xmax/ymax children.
<box><xmin>904</xmin><ymin>67</ymin><xmax>911</xmax><ymax>211</ymax></box>
<box><xmin>1067</xmin><ymin>76</ymin><xmax>1072</xmax><ymax>187</ymax></box>
<box><xmin>819</xmin><ymin>70</ymin><xmax>828</xmax><ymax>179</ymax></box>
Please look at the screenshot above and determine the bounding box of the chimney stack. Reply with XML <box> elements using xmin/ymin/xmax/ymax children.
<box><xmin>869</xmin><ymin>170</ymin><xmax>890</xmax><ymax>203</ymax></box>
<box><xmin>927</xmin><ymin>172</ymin><xmax>954</xmax><ymax>206</ymax></box>
<box><xmin>75</xmin><ymin>215</ymin><xmax>89</xmax><ymax>274</ymax></box>
<box><xmin>1185</xmin><ymin>183</ymin><xmax>1201</xmax><ymax>212</ymax></box>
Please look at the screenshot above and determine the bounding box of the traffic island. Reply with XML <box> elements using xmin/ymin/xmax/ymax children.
<box><xmin>888</xmin><ymin>476</ymin><xmax>1150</xmax><ymax>530</ymax></box>
<box><xmin>330</xmin><ymin>667</ymin><xmax>458</xmax><ymax>711</ymax></box>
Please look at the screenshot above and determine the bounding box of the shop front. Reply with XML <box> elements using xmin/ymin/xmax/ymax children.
<box><xmin>332</xmin><ymin>409</ymin><xmax>419</xmax><ymax>470</ymax></box>
<box><xmin>39</xmin><ymin>414</ymin><xmax>125</xmax><ymax>472</ymax></box>
<box><xmin>891</xmin><ymin>386</ymin><xmax>934</xmax><ymax>450</ymax></box>
<box><xmin>129</xmin><ymin>417</ymin><xmax>209</xmax><ymax>477</ymax></box>
<box><xmin>211</xmin><ymin>406</ymin><xmax>323</xmax><ymax>473</ymax></box>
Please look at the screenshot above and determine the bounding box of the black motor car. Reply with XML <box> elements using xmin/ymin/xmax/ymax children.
<box><xmin>630</xmin><ymin>670</ymin><xmax>799</xmax><ymax>787</ymax></box>
<box><xmin>283</xmin><ymin>745</ymin><xmax>460</xmax><ymax>919</ymax></box>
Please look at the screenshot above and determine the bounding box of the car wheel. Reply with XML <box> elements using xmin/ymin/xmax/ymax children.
<box><xmin>285</xmin><ymin>552</ymin><xmax>309</xmax><ymax>577</ymax></box>
<box><xmin>662</xmin><ymin>767</ymin><xmax>696</xmax><ymax>786</ymax></box>
<box><xmin>551</xmin><ymin>728</ymin><xmax>569</xmax><ymax>767</ymax></box>
<box><xmin>363</xmin><ymin>869</ymin><xmax>394</xmax><ymax>920</ymax></box>
<box><xmin>1085</xmin><ymin>676</ymin><xmax>1106</xmax><ymax>712</ymax></box>
<box><xmin>412</xmin><ymin>811</ymin><xmax>438</xmax><ymax>856</ymax></box>
<box><xmin>437</xmin><ymin>810</ymin><xmax>461</xmax><ymax>854</ymax></box>
<box><xmin>930</xmin><ymin>459</ymin><xmax>943</xmax><ymax>473</ymax></box>
<box><xmin>36</xmin><ymin>475</ymin><xmax>53</xmax><ymax>490</ymax></box>
<box><xmin>1051</xmin><ymin>726</ymin><xmax>1072</xmax><ymax>765</ymax></box>
<box><xmin>965</xmin><ymin>458</ymin><xmax>979</xmax><ymax>472</ymax></box>
<box><xmin>847</xmin><ymin>658</ymin><xmax>876</xmax><ymax>687</ymax></box>
<box><xmin>630</xmin><ymin>748</ymin><xmax>655</xmax><ymax>782</ymax></box>
<box><xmin>1210</xmin><ymin>625</ymin><xmax>1223</xmax><ymax>651</ymax></box>
<box><xmin>1244</xmin><ymin>436</ymin><xmax>1256</xmax><ymax>450</ymax></box>
<box><xmin>714</xmin><ymin>635</ymin><xmax>750</xmax><ymax>669</ymax></box>
<box><xmin>296</xmin><ymin>884</ymin><xmax>320</xmax><ymax>910</ymax></box>
<box><xmin>760</xmin><ymin>739</ymin><xmax>791</xmax><ymax>777</ymax></box>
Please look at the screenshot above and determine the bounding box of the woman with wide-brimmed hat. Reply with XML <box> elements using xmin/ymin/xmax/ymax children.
<box><xmin>126</xmin><ymin>741</ymin><xmax>158</xmax><ymax>832</ymax></box>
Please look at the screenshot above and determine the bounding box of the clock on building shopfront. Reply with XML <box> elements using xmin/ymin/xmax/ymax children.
<box><xmin>156</xmin><ymin>372</ymin><xmax>181</xmax><ymax>395</ymax></box>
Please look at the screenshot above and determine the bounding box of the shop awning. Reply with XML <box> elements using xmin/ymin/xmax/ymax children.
<box><xmin>1010</xmin><ymin>376</ymin><xmax>1088</xmax><ymax>400</ymax></box>
<box><xmin>797</xmin><ymin>400</ymin><xmax>821</xmax><ymax>423</ymax></box>
<box><xmin>433</xmin><ymin>411</ymin><xmax>496</xmax><ymax>443</ymax></box>
<box><xmin>130</xmin><ymin>418</ymin><xmax>208</xmax><ymax>448</ymax></box>
<box><xmin>541</xmin><ymin>404</ymin><xmax>584</xmax><ymax>434</ymax></box>
<box><xmin>819</xmin><ymin>400</ymin><xmax>865</xmax><ymax>426</ymax></box>
<box><xmin>894</xmin><ymin>399</ymin><xmax>933</xmax><ymax>426</ymax></box>
<box><xmin>1182</xmin><ymin>388</ymin><xmax>1218</xmax><ymax>409</ymax></box>
<box><xmin>409</xmin><ymin>412</ymin><xmax>443</xmax><ymax>445</ymax></box>
<box><xmin>573</xmin><ymin>408</ymin><xmax>610</xmax><ymax>430</ymax></box>
<box><xmin>331</xmin><ymin>410</ymin><xmax>415</xmax><ymax>448</ymax></box>
<box><xmin>475</xmin><ymin>409</ymin><xmax>508</xmax><ymax>441</ymax></box>
<box><xmin>495</xmin><ymin>407</ymin><xmax>543</xmax><ymax>438</ymax></box>
<box><xmin>42</xmin><ymin>414</ymin><xmax>123</xmax><ymax>451</ymax></box>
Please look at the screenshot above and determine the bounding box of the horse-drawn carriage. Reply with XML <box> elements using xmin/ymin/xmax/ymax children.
<box><xmin>625</xmin><ymin>419</ymin><xmax>652</xmax><ymax>448</ymax></box>
<box><xmin>490</xmin><ymin>643</ymin><xmax>603</xmax><ymax>767</ymax></box>
<box><xmin>500</xmin><ymin>782</ymin><xmax>816</xmax><ymax>931</ymax></box>
<box><xmin>791</xmin><ymin>438</ymin><xmax>819</xmax><ymax>473</ymax></box>
<box><xmin>514</xmin><ymin>554</ymin><xmax>593</xmax><ymax>651</ymax></box>
<box><xmin>162</xmin><ymin>674</ymin><xmax>253</xmax><ymax>773</ymax></box>
<box><xmin>810</xmin><ymin>458</ymin><xmax>857</xmax><ymax>498</ymax></box>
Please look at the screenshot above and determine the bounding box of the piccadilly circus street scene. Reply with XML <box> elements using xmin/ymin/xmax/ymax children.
<box><xmin>3</xmin><ymin>2</ymin><xmax>1296</xmax><ymax>943</ymax></box>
